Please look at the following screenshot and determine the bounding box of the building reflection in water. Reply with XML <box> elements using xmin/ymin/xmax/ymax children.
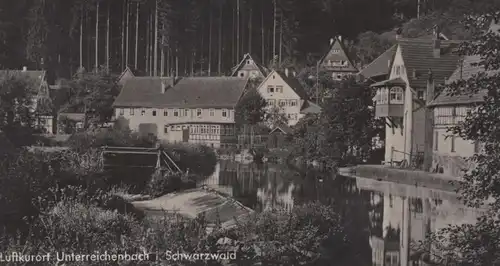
<box><xmin>199</xmin><ymin>161</ymin><xmax>484</xmax><ymax>266</ymax></box>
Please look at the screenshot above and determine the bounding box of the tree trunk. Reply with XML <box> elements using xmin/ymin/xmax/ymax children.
<box><xmin>106</xmin><ymin>1</ymin><xmax>110</xmax><ymax>72</ymax></box>
<box><xmin>236</xmin><ymin>0</ymin><xmax>240</xmax><ymax>62</ymax></box>
<box><xmin>121</xmin><ymin>1</ymin><xmax>125</xmax><ymax>70</ymax></box>
<box><xmin>218</xmin><ymin>3</ymin><xmax>222</xmax><ymax>75</ymax></box>
<box><xmin>249</xmin><ymin>7</ymin><xmax>252</xmax><ymax>55</ymax></box>
<box><xmin>146</xmin><ymin>13</ymin><xmax>150</xmax><ymax>74</ymax></box>
<box><xmin>261</xmin><ymin>0</ymin><xmax>265</xmax><ymax>65</ymax></box>
<box><xmin>161</xmin><ymin>24</ymin><xmax>165</xmax><ymax>76</ymax></box>
<box><xmin>175</xmin><ymin>49</ymin><xmax>179</xmax><ymax>77</ymax></box>
<box><xmin>80</xmin><ymin>7</ymin><xmax>83</xmax><ymax>69</ymax></box>
<box><xmin>191</xmin><ymin>50</ymin><xmax>194</xmax><ymax>76</ymax></box>
<box><xmin>135</xmin><ymin>2</ymin><xmax>139</xmax><ymax>69</ymax></box>
<box><xmin>200</xmin><ymin>15</ymin><xmax>204</xmax><ymax>75</ymax></box>
<box><xmin>125</xmin><ymin>0</ymin><xmax>130</xmax><ymax>67</ymax></box>
<box><xmin>208</xmin><ymin>4</ymin><xmax>213</xmax><ymax>76</ymax></box>
<box><xmin>149</xmin><ymin>13</ymin><xmax>153</xmax><ymax>76</ymax></box>
<box><xmin>232</xmin><ymin>5</ymin><xmax>235</xmax><ymax>65</ymax></box>
<box><xmin>279</xmin><ymin>9</ymin><xmax>283</xmax><ymax>65</ymax></box>
<box><xmin>95</xmin><ymin>1</ymin><xmax>99</xmax><ymax>70</ymax></box>
<box><xmin>153</xmin><ymin>0</ymin><xmax>158</xmax><ymax>76</ymax></box>
<box><xmin>273</xmin><ymin>0</ymin><xmax>276</xmax><ymax>63</ymax></box>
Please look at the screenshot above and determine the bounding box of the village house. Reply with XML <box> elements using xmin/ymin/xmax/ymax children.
<box><xmin>0</xmin><ymin>67</ymin><xmax>55</xmax><ymax>134</ymax></box>
<box><xmin>112</xmin><ymin>76</ymin><xmax>249</xmax><ymax>148</ymax></box>
<box><xmin>256</xmin><ymin>69</ymin><xmax>321</xmax><ymax>127</ymax></box>
<box><xmin>231</xmin><ymin>53</ymin><xmax>268</xmax><ymax>79</ymax></box>
<box><xmin>369</xmin><ymin>28</ymin><xmax>462</xmax><ymax>166</ymax></box>
<box><xmin>318</xmin><ymin>36</ymin><xmax>358</xmax><ymax>80</ymax></box>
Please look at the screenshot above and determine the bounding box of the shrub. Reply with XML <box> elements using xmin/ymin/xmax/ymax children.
<box><xmin>145</xmin><ymin>171</ymin><xmax>197</xmax><ymax>197</ymax></box>
<box><xmin>162</xmin><ymin>142</ymin><xmax>217</xmax><ymax>176</ymax></box>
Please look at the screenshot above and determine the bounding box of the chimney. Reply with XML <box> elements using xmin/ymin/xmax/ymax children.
<box><xmin>330</xmin><ymin>38</ymin><xmax>334</xmax><ymax>45</ymax></box>
<box><xmin>22</xmin><ymin>66</ymin><xmax>27</xmax><ymax>72</ymax></box>
<box><xmin>423</xmin><ymin>69</ymin><xmax>435</xmax><ymax>172</ymax></box>
<box><xmin>338</xmin><ymin>35</ymin><xmax>342</xmax><ymax>42</ymax></box>
<box><xmin>412</xmin><ymin>69</ymin><xmax>417</xmax><ymax>79</ymax></box>
<box><xmin>388</xmin><ymin>60</ymin><xmax>391</xmax><ymax>68</ymax></box>
<box><xmin>161</xmin><ymin>81</ymin><xmax>166</xmax><ymax>93</ymax></box>
<box><xmin>293</xmin><ymin>71</ymin><xmax>297</xmax><ymax>77</ymax></box>
<box><xmin>284</xmin><ymin>68</ymin><xmax>289</xmax><ymax>77</ymax></box>
<box><xmin>433</xmin><ymin>25</ymin><xmax>441</xmax><ymax>58</ymax></box>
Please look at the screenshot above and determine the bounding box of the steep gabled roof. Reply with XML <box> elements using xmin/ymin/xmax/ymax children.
<box><xmin>113</xmin><ymin>76</ymin><xmax>249</xmax><ymax>109</ymax></box>
<box><xmin>272</xmin><ymin>70</ymin><xmax>308</xmax><ymax>100</ymax></box>
<box><xmin>270</xmin><ymin>122</ymin><xmax>293</xmax><ymax>135</ymax></box>
<box><xmin>117</xmin><ymin>66</ymin><xmax>145</xmax><ymax>83</ymax></box>
<box><xmin>399</xmin><ymin>38</ymin><xmax>462</xmax><ymax>89</ymax></box>
<box><xmin>319</xmin><ymin>36</ymin><xmax>358</xmax><ymax>73</ymax></box>
<box><xmin>300</xmin><ymin>100</ymin><xmax>322</xmax><ymax>114</ymax></box>
<box><xmin>231</xmin><ymin>53</ymin><xmax>268</xmax><ymax>77</ymax></box>
<box><xmin>358</xmin><ymin>45</ymin><xmax>397</xmax><ymax>80</ymax></box>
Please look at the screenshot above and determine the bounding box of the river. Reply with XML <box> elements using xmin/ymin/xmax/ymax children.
<box><xmin>199</xmin><ymin>160</ymin><xmax>484</xmax><ymax>266</ymax></box>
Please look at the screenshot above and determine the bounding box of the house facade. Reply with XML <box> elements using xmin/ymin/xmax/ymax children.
<box><xmin>113</xmin><ymin>76</ymin><xmax>248</xmax><ymax>148</ymax></box>
<box><xmin>231</xmin><ymin>53</ymin><xmax>268</xmax><ymax>79</ymax></box>
<box><xmin>370</xmin><ymin>32</ymin><xmax>461</xmax><ymax>165</ymax></box>
<box><xmin>256</xmin><ymin>69</ymin><xmax>321</xmax><ymax>126</ymax></box>
<box><xmin>319</xmin><ymin>36</ymin><xmax>358</xmax><ymax>80</ymax></box>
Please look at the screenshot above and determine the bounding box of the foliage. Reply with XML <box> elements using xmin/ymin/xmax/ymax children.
<box><xmin>414</xmin><ymin>12</ymin><xmax>500</xmax><ymax>265</ymax></box>
<box><xmin>146</xmin><ymin>172</ymin><xmax>197</xmax><ymax>197</ymax></box>
<box><xmin>60</xmin><ymin>66</ymin><xmax>121</xmax><ymax>128</ymax></box>
<box><xmin>265</xmin><ymin>105</ymin><xmax>289</xmax><ymax>128</ymax></box>
<box><xmin>161</xmin><ymin>142</ymin><xmax>217</xmax><ymax>176</ymax></box>
<box><xmin>291</xmin><ymin>79</ymin><xmax>378</xmax><ymax>168</ymax></box>
<box><xmin>223</xmin><ymin>202</ymin><xmax>349</xmax><ymax>265</ymax></box>
<box><xmin>235</xmin><ymin>81</ymin><xmax>267</xmax><ymax>126</ymax></box>
<box><xmin>0</xmin><ymin>71</ymin><xmax>38</xmax><ymax>146</ymax></box>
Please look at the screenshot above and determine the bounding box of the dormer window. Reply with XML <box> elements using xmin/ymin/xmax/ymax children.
<box><xmin>417</xmin><ymin>90</ymin><xmax>425</xmax><ymax>100</ymax></box>
<box><xmin>389</xmin><ymin>87</ymin><xmax>403</xmax><ymax>103</ymax></box>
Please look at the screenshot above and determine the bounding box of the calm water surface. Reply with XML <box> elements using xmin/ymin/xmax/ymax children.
<box><xmin>199</xmin><ymin>160</ymin><xmax>484</xmax><ymax>266</ymax></box>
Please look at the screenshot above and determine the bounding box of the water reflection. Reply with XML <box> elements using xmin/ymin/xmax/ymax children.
<box><xmin>199</xmin><ymin>160</ymin><xmax>483</xmax><ymax>266</ymax></box>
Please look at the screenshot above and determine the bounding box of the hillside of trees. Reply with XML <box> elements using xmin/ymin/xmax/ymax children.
<box><xmin>0</xmin><ymin>0</ymin><xmax>498</xmax><ymax>82</ymax></box>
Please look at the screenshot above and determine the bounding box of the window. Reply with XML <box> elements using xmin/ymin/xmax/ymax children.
<box><xmin>246</xmin><ymin>60</ymin><xmax>250</xmax><ymax>64</ymax></box>
<box><xmin>222</xmin><ymin>109</ymin><xmax>228</xmax><ymax>117</ymax></box>
<box><xmin>389</xmin><ymin>87</ymin><xmax>403</xmax><ymax>103</ymax></box>
<box><xmin>174</xmin><ymin>110</ymin><xmax>179</xmax><ymax>117</ymax></box>
<box><xmin>164</xmin><ymin>110</ymin><xmax>168</xmax><ymax>116</ymax></box>
<box><xmin>272</xmin><ymin>75</ymin><xmax>275</xmax><ymax>79</ymax></box>
<box><xmin>209</xmin><ymin>109</ymin><xmax>214</xmax><ymax>116</ymax></box>
<box><xmin>434</xmin><ymin>131</ymin><xmax>439</xmax><ymax>151</ymax></box>
<box><xmin>184</xmin><ymin>109</ymin><xmax>189</xmax><ymax>117</ymax></box>
<box><xmin>164</xmin><ymin>126</ymin><xmax>168</xmax><ymax>134</ymax></box>
<box><xmin>451</xmin><ymin>135</ymin><xmax>455</xmax><ymax>152</ymax></box>
<box><xmin>290</xmin><ymin>100</ymin><xmax>297</xmax><ymax>106</ymax></box>
<box><xmin>279</xmin><ymin>100</ymin><xmax>286</xmax><ymax>107</ymax></box>
<box><xmin>240</xmin><ymin>72</ymin><xmax>244</xmax><ymax>77</ymax></box>
<box><xmin>129</xmin><ymin>108</ymin><xmax>134</xmax><ymax>115</ymax></box>
<box><xmin>196</xmin><ymin>108</ymin><xmax>202</xmax><ymax>117</ymax></box>
<box><xmin>417</xmin><ymin>90</ymin><xmax>425</xmax><ymax>100</ymax></box>
<box><xmin>396</xmin><ymin>66</ymin><xmax>401</xmax><ymax>75</ymax></box>
<box><xmin>152</xmin><ymin>110</ymin><xmax>157</xmax><ymax>116</ymax></box>
<box><xmin>119</xmin><ymin>108</ymin><xmax>124</xmax><ymax>115</ymax></box>
<box><xmin>276</xmin><ymin>86</ymin><xmax>283</xmax><ymax>93</ymax></box>
<box><xmin>267</xmin><ymin>86</ymin><xmax>275</xmax><ymax>93</ymax></box>
<box><xmin>141</xmin><ymin>109</ymin><xmax>145</xmax><ymax>116</ymax></box>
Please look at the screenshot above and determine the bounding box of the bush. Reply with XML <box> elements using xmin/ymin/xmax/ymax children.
<box><xmin>162</xmin><ymin>142</ymin><xmax>217</xmax><ymax>176</ymax></box>
<box><xmin>145</xmin><ymin>171</ymin><xmax>197</xmax><ymax>197</ymax></box>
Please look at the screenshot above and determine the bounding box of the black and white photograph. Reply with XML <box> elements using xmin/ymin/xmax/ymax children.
<box><xmin>0</xmin><ymin>0</ymin><xmax>499</xmax><ymax>265</ymax></box>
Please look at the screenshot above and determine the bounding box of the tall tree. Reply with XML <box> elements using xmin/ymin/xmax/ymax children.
<box><xmin>208</xmin><ymin>0</ymin><xmax>213</xmax><ymax>75</ymax></box>
<box><xmin>95</xmin><ymin>0</ymin><xmax>99</xmax><ymax>70</ymax></box>
<box><xmin>153</xmin><ymin>0</ymin><xmax>158</xmax><ymax>76</ymax></box>
<box><xmin>106</xmin><ymin>0</ymin><xmax>110</xmax><ymax>72</ymax></box>
<box><xmin>134</xmin><ymin>1</ymin><xmax>139</xmax><ymax>69</ymax></box>
<box><xmin>125</xmin><ymin>0</ymin><xmax>130</xmax><ymax>67</ymax></box>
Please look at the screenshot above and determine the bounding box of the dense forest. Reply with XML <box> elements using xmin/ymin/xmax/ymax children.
<box><xmin>0</xmin><ymin>0</ymin><xmax>498</xmax><ymax>83</ymax></box>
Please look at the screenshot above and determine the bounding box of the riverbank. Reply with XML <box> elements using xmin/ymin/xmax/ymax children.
<box><xmin>340</xmin><ymin>164</ymin><xmax>460</xmax><ymax>192</ymax></box>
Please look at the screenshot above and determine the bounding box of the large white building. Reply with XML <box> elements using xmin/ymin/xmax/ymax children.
<box><xmin>113</xmin><ymin>76</ymin><xmax>249</xmax><ymax>148</ymax></box>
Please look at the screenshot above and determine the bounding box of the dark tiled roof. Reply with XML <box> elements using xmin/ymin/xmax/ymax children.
<box><xmin>358</xmin><ymin>45</ymin><xmax>397</xmax><ymax>79</ymax></box>
<box><xmin>300</xmin><ymin>100</ymin><xmax>322</xmax><ymax>114</ymax></box>
<box><xmin>319</xmin><ymin>37</ymin><xmax>358</xmax><ymax>72</ymax></box>
<box><xmin>231</xmin><ymin>54</ymin><xmax>268</xmax><ymax>77</ymax></box>
<box><xmin>274</xmin><ymin>71</ymin><xmax>309</xmax><ymax>100</ymax></box>
<box><xmin>429</xmin><ymin>55</ymin><xmax>490</xmax><ymax>107</ymax></box>
<box><xmin>113</xmin><ymin>76</ymin><xmax>248</xmax><ymax>109</ymax></box>
<box><xmin>0</xmin><ymin>70</ymin><xmax>46</xmax><ymax>89</ymax></box>
<box><xmin>399</xmin><ymin>38</ymin><xmax>462</xmax><ymax>89</ymax></box>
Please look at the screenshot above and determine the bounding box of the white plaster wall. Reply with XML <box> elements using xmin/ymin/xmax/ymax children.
<box><xmin>257</xmin><ymin>71</ymin><xmax>303</xmax><ymax>126</ymax></box>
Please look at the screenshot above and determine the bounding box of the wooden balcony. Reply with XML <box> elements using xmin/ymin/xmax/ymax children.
<box><xmin>375</xmin><ymin>103</ymin><xmax>404</xmax><ymax>118</ymax></box>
